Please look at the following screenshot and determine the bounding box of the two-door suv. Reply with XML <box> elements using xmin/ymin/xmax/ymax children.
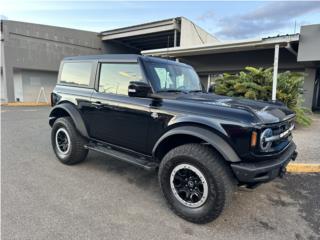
<box><xmin>49</xmin><ymin>54</ymin><xmax>297</xmax><ymax>224</ymax></box>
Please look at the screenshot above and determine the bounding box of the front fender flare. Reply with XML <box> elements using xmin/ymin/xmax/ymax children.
<box><xmin>49</xmin><ymin>103</ymin><xmax>89</xmax><ymax>138</ymax></box>
<box><xmin>152</xmin><ymin>126</ymin><xmax>241</xmax><ymax>162</ymax></box>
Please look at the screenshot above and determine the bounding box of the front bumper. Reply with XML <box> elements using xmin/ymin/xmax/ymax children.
<box><xmin>230</xmin><ymin>142</ymin><xmax>297</xmax><ymax>184</ymax></box>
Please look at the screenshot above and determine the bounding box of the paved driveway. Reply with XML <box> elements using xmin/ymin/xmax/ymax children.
<box><xmin>293</xmin><ymin>113</ymin><xmax>320</xmax><ymax>163</ymax></box>
<box><xmin>1</xmin><ymin>106</ymin><xmax>319</xmax><ymax>240</ymax></box>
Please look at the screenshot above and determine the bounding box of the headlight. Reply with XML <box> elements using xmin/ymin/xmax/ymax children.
<box><xmin>260</xmin><ymin>128</ymin><xmax>273</xmax><ymax>152</ymax></box>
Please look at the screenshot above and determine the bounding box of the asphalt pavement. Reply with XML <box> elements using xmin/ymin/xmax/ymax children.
<box><xmin>293</xmin><ymin>114</ymin><xmax>320</xmax><ymax>164</ymax></box>
<box><xmin>1</xmin><ymin>106</ymin><xmax>319</xmax><ymax>240</ymax></box>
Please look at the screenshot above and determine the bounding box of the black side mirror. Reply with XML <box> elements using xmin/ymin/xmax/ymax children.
<box><xmin>128</xmin><ymin>81</ymin><xmax>152</xmax><ymax>98</ymax></box>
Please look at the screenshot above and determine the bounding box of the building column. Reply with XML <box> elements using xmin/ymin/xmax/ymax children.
<box><xmin>0</xmin><ymin>70</ymin><xmax>7</xmax><ymax>102</ymax></box>
<box><xmin>174</xmin><ymin>29</ymin><xmax>177</xmax><ymax>47</ymax></box>
<box><xmin>207</xmin><ymin>74</ymin><xmax>211</xmax><ymax>91</ymax></box>
<box><xmin>4</xmin><ymin>65</ymin><xmax>14</xmax><ymax>102</ymax></box>
<box><xmin>303</xmin><ymin>68</ymin><xmax>316</xmax><ymax>109</ymax></box>
<box><xmin>1</xmin><ymin>29</ymin><xmax>15</xmax><ymax>102</ymax></box>
<box><xmin>0</xmin><ymin>27</ymin><xmax>8</xmax><ymax>102</ymax></box>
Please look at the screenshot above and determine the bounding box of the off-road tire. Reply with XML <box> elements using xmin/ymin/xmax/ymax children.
<box><xmin>158</xmin><ymin>143</ymin><xmax>236</xmax><ymax>224</ymax></box>
<box><xmin>51</xmin><ymin>117</ymin><xmax>88</xmax><ymax>165</ymax></box>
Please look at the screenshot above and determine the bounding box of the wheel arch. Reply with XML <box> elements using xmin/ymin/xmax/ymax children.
<box><xmin>49</xmin><ymin>103</ymin><xmax>89</xmax><ymax>138</ymax></box>
<box><xmin>152</xmin><ymin>126</ymin><xmax>241</xmax><ymax>163</ymax></box>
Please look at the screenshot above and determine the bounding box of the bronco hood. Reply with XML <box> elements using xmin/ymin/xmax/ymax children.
<box><xmin>177</xmin><ymin>93</ymin><xmax>295</xmax><ymax>124</ymax></box>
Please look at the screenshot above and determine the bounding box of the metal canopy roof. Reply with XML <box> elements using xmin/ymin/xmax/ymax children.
<box><xmin>99</xmin><ymin>18</ymin><xmax>181</xmax><ymax>51</ymax></box>
<box><xmin>142</xmin><ymin>34</ymin><xmax>300</xmax><ymax>57</ymax></box>
<box><xmin>112</xmin><ymin>30</ymin><xmax>180</xmax><ymax>51</ymax></box>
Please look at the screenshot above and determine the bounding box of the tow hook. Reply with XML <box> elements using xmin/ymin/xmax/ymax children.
<box><xmin>291</xmin><ymin>151</ymin><xmax>298</xmax><ymax>161</ymax></box>
<box><xmin>279</xmin><ymin>167</ymin><xmax>287</xmax><ymax>178</ymax></box>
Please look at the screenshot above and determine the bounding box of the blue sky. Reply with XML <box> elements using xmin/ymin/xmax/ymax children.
<box><xmin>1</xmin><ymin>1</ymin><xmax>320</xmax><ymax>40</ymax></box>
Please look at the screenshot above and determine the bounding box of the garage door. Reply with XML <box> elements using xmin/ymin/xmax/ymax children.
<box><xmin>14</xmin><ymin>69</ymin><xmax>58</xmax><ymax>102</ymax></box>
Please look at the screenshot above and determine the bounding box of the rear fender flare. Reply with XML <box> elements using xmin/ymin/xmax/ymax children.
<box><xmin>49</xmin><ymin>103</ymin><xmax>89</xmax><ymax>138</ymax></box>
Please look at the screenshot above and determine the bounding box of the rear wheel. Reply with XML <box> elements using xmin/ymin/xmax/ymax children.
<box><xmin>159</xmin><ymin>143</ymin><xmax>235</xmax><ymax>224</ymax></box>
<box><xmin>51</xmin><ymin>117</ymin><xmax>88</xmax><ymax>165</ymax></box>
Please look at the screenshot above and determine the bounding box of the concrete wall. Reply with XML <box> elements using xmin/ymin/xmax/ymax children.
<box><xmin>1</xmin><ymin>22</ymin><xmax>7</xmax><ymax>102</ymax></box>
<box><xmin>303</xmin><ymin>68</ymin><xmax>317</xmax><ymax>109</ymax></box>
<box><xmin>298</xmin><ymin>24</ymin><xmax>320</xmax><ymax>62</ymax></box>
<box><xmin>1</xmin><ymin>20</ymin><xmax>130</xmax><ymax>102</ymax></box>
<box><xmin>314</xmin><ymin>69</ymin><xmax>320</xmax><ymax>110</ymax></box>
<box><xmin>180</xmin><ymin>17</ymin><xmax>219</xmax><ymax>47</ymax></box>
<box><xmin>0</xmin><ymin>20</ymin><xmax>100</xmax><ymax>102</ymax></box>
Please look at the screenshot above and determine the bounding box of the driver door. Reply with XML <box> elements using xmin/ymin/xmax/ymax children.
<box><xmin>86</xmin><ymin>62</ymin><xmax>153</xmax><ymax>154</ymax></box>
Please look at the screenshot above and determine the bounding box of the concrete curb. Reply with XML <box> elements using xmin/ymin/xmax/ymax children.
<box><xmin>1</xmin><ymin>102</ymin><xmax>50</xmax><ymax>107</ymax></box>
<box><xmin>287</xmin><ymin>163</ymin><xmax>320</xmax><ymax>173</ymax></box>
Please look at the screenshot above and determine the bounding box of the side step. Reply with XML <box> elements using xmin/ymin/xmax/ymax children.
<box><xmin>85</xmin><ymin>143</ymin><xmax>158</xmax><ymax>171</ymax></box>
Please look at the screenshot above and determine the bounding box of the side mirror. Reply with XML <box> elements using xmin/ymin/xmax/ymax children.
<box><xmin>128</xmin><ymin>81</ymin><xmax>152</xmax><ymax>98</ymax></box>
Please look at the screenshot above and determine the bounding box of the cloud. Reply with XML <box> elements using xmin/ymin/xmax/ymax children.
<box><xmin>1</xmin><ymin>1</ymin><xmax>154</xmax><ymax>12</ymax></box>
<box><xmin>0</xmin><ymin>15</ymin><xmax>8</xmax><ymax>20</ymax></box>
<box><xmin>215</xmin><ymin>1</ymin><xmax>320</xmax><ymax>39</ymax></box>
<box><xmin>197</xmin><ymin>10</ymin><xmax>215</xmax><ymax>22</ymax></box>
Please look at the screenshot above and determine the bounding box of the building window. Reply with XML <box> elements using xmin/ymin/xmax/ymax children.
<box><xmin>99</xmin><ymin>63</ymin><xmax>143</xmax><ymax>95</ymax></box>
<box><xmin>60</xmin><ymin>62</ymin><xmax>92</xmax><ymax>87</ymax></box>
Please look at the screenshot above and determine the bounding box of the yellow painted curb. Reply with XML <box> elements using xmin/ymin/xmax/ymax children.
<box><xmin>287</xmin><ymin>163</ymin><xmax>320</xmax><ymax>173</ymax></box>
<box><xmin>1</xmin><ymin>102</ymin><xmax>50</xmax><ymax>107</ymax></box>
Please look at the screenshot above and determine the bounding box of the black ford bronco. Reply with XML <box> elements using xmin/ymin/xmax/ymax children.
<box><xmin>49</xmin><ymin>54</ymin><xmax>297</xmax><ymax>224</ymax></box>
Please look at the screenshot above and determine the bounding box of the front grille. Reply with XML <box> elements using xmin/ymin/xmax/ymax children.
<box><xmin>271</xmin><ymin>120</ymin><xmax>293</xmax><ymax>135</ymax></box>
<box><xmin>270</xmin><ymin>120</ymin><xmax>294</xmax><ymax>150</ymax></box>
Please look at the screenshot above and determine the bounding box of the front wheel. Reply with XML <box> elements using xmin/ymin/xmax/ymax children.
<box><xmin>51</xmin><ymin>117</ymin><xmax>88</xmax><ymax>165</ymax></box>
<box><xmin>158</xmin><ymin>143</ymin><xmax>235</xmax><ymax>224</ymax></box>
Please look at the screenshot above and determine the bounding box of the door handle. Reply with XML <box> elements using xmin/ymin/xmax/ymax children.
<box><xmin>92</xmin><ymin>101</ymin><xmax>103</xmax><ymax>108</ymax></box>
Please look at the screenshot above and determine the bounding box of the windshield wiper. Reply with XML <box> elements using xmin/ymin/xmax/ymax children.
<box><xmin>188</xmin><ymin>90</ymin><xmax>203</xmax><ymax>93</ymax></box>
<box><xmin>157</xmin><ymin>89</ymin><xmax>188</xmax><ymax>94</ymax></box>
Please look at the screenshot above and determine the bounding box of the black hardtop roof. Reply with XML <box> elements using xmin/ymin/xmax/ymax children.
<box><xmin>62</xmin><ymin>54</ymin><xmax>190</xmax><ymax>67</ymax></box>
<box><xmin>63</xmin><ymin>54</ymin><xmax>140</xmax><ymax>61</ymax></box>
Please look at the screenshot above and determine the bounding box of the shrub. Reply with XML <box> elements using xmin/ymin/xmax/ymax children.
<box><xmin>213</xmin><ymin>67</ymin><xmax>312</xmax><ymax>126</ymax></box>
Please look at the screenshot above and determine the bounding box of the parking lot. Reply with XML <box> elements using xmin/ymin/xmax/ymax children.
<box><xmin>1</xmin><ymin>106</ymin><xmax>320</xmax><ymax>240</ymax></box>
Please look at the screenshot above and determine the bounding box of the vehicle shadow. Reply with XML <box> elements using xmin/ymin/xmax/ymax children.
<box><xmin>83</xmin><ymin>151</ymin><xmax>159</xmax><ymax>191</ymax></box>
<box><xmin>77</xmin><ymin>151</ymin><xmax>316</xmax><ymax>239</ymax></box>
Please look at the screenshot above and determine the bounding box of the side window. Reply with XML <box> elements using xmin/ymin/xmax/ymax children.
<box><xmin>99</xmin><ymin>63</ymin><xmax>143</xmax><ymax>95</ymax></box>
<box><xmin>60</xmin><ymin>62</ymin><xmax>92</xmax><ymax>87</ymax></box>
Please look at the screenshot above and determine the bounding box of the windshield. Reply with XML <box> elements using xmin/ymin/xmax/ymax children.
<box><xmin>144</xmin><ymin>61</ymin><xmax>203</xmax><ymax>93</ymax></box>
